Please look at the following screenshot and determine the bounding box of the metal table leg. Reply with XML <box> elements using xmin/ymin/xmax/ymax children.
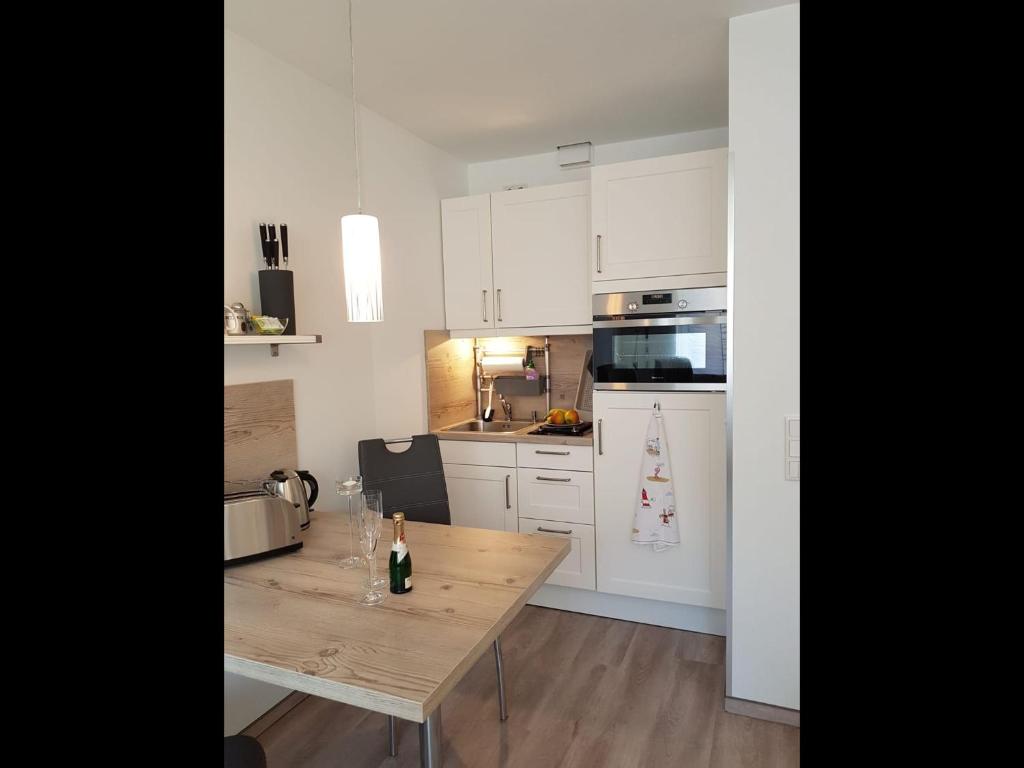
<box><xmin>387</xmin><ymin>715</ymin><xmax>397</xmax><ymax>756</ymax></box>
<box><xmin>494</xmin><ymin>637</ymin><xmax>508</xmax><ymax>721</ymax></box>
<box><xmin>419</xmin><ymin>709</ymin><xmax>442</xmax><ymax>768</ymax></box>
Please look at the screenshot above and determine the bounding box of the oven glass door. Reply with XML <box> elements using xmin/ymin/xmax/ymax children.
<box><xmin>593</xmin><ymin>315</ymin><xmax>727</xmax><ymax>390</ymax></box>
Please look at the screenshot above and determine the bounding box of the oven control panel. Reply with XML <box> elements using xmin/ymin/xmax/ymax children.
<box><xmin>592</xmin><ymin>286</ymin><xmax>726</xmax><ymax>318</ymax></box>
<box><xmin>642</xmin><ymin>293</ymin><xmax>672</xmax><ymax>304</ymax></box>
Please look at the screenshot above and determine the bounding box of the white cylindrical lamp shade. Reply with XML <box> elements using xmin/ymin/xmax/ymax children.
<box><xmin>341</xmin><ymin>213</ymin><xmax>383</xmax><ymax>322</ymax></box>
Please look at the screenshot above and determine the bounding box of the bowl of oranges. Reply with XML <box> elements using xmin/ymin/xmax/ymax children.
<box><xmin>544</xmin><ymin>408</ymin><xmax>581</xmax><ymax>426</ymax></box>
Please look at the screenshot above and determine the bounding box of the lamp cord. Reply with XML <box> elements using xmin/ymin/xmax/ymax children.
<box><xmin>349</xmin><ymin>0</ymin><xmax>362</xmax><ymax>213</ymax></box>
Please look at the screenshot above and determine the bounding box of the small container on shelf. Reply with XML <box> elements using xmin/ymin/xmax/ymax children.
<box><xmin>225</xmin><ymin>302</ymin><xmax>257</xmax><ymax>335</ymax></box>
<box><xmin>252</xmin><ymin>316</ymin><xmax>290</xmax><ymax>335</ymax></box>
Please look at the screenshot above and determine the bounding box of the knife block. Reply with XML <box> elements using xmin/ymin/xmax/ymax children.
<box><xmin>258</xmin><ymin>270</ymin><xmax>296</xmax><ymax>335</ymax></box>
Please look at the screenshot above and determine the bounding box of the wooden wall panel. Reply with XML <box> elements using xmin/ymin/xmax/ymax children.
<box><xmin>425</xmin><ymin>331</ymin><xmax>477</xmax><ymax>431</ymax></box>
<box><xmin>224</xmin><ymin>379</ymin><xmax>298</xmax><ymax>491</ymax></box>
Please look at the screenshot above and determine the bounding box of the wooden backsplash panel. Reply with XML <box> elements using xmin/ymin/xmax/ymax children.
<box><xmin>425</xmin><ymin>331</ymin><xmax>476</xmax><ymax>431</ymax></box>
<box><xmin>224</xmin><ymin>379</ymin><xmax>298</xmax><ymax>491</ymax></box>
<box><xmin>423</xmin><ymin>333</ymin><xmax>593</xmax><ymax>427</ymax></box>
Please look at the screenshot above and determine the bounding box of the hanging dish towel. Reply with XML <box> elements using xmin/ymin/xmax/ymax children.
<box><xmin>632</xmin><ymin>409</ymin><xmax>680</xmax><ymax>552</ymax></box>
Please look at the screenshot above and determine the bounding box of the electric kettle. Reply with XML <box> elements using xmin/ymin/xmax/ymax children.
<box><xmin>262</xmin><ymin>469</ymin><xmax>318</xmax><ymax>530</ymax></box>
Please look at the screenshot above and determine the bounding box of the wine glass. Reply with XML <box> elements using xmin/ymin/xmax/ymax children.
<box><xmin>358</xmin><ymin>490</ymin><xmax>386</xmax><ymax>606</ymax></box>
<box><xmin>360</xmin><ymin>490</ymin><xmax>388</xmax><ymax>590</ymax></box>
<box><xmin>335</xmin><ymin>476</ymin><xmax>364</xmax><ymax>569</ymax></box>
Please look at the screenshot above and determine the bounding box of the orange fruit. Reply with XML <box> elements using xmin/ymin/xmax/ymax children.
<box><xmin>550</xmin><ymin>410</ymin><xmax>565</xmax><ymax>425</ymax></box>
<box><xmin>564</xmin><ymin>409</ymin><xmax>580</xmax><ymax>424</ymax></box>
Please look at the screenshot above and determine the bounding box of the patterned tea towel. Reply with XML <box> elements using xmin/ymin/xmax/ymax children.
<box><xmin>631</xmin><ymin>409</ymin><xmax>679</xmax><ymax>552</ymax></box>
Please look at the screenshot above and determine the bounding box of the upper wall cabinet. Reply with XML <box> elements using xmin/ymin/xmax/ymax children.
<box><xmin>441</xmin><ymin>194</ymin><xmax>495</xmax><ymax>330</ymax></box>
<box><xmin>491</xmin><ymin>181</ymin><xmax>590</xmax><ymax>328</ymax></box>
<box><xmin>591</xmin><ymin>148</ymin><xmax>727</xmax><ymax>282</ymax></box>
<box><xmin>441</xmin><ymin>182</ymin><xmax>591</xmax><ymax>332</ymax></box>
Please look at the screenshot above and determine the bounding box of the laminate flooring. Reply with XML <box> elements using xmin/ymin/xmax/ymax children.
<box><xmin>256</xmin><ymin>605</ymin><xmax>799</xmax><ymax>767</ymax></box>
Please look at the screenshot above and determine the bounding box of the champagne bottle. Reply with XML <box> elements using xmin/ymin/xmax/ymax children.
<box><xmin>389</xmin><ymin>512</ymin><xmax>412</xmax><ymax>594</ymax></box>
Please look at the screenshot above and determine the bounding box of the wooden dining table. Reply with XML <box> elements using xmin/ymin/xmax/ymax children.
<box><xmin>224</xmin><ymin>511</ymin><xmax>569</xmax><ymax>766</ymax></box>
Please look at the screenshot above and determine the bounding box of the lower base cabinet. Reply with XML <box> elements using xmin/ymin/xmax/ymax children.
<box><xmin>443</xmin><ymin>463</ymin><xmax>518</xmax><ymax>532</ymax></box>
<box><xmin>594</xmin><ymin>391</ymin><xmax>726</xmax><ymax>608</ymax></box>
<box><xmin>440</xmin><ymin>406</ymin><xmax>724</xmax><ymax>625</ymax></box>
<box><xmin>440</xmin><ymin>439</ymin><xmax>598</xmax><ymax>590</ymax></box>
<box><xmin>518</xmin><ymin>518</ymin><xmax>596</xmax><ymax>590</ymax></box>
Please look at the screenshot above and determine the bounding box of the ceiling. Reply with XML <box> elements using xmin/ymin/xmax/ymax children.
<box><xmin>225</xmin><ymin>0</ymin><xmax>792</xmax><ymax>162</ymax></box>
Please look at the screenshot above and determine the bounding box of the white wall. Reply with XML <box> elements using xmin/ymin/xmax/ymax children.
<box><xmin>728</xmin><ymin>4</ymin><xmax>800</xmax><ymax>710</ymax></box>
<box><xmin>224</xmin><ymin>28</ymin><xmax>467</xmax><ymax>735</ymax></box>
<box><xmin>467</xmin><ymin>127</ymin><xmax>728</xmax><ymax>194</ymax></box>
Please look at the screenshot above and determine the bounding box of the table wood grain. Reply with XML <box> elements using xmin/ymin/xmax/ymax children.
<box><xmin>224</xmin><ymin>512</ymin><xmax>569</xmax><ymax>722</ymax></box>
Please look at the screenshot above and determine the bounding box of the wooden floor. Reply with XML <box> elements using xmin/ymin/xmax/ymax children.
<box><xmin>256</xmin><ymin>606</ymin><xmax>799</xmax><ymax>767</ymax></box>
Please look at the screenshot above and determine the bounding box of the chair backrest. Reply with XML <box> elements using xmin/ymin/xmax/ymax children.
<box><xmin>357</xmin><ymin>434</ymin><xmax>451</xmax><ymax>525</ymax></box>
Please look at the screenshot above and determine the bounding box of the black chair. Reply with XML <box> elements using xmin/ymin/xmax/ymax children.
<box><xmin>224</xmin><ymin>735</ymin><xmax>267</xmax><ymax>768</ymax></box>
<box><xmin>358</xmin><ymin>434</ymin><xmax>510</xmax><ymax>758</ymax></box>
<box><xmin>358</xmin><ymin>434</ymin><xmax>451</xmax><ymax>524</ymax></box>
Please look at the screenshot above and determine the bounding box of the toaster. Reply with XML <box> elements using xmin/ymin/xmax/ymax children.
<box><xmin>224</xmin><ymin>488</ymin><xmax>304</xmax><ymax>565</ymax></box>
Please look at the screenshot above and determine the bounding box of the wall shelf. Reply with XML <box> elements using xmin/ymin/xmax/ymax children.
<box><xmin>224</xmin><ymin>334</ymin><xmax>323</xmax><ymax>357</ymax></box>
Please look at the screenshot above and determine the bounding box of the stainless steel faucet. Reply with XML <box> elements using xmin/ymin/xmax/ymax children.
<box><xmin>499</xmin><ymin>394</ymin><xmax>512</xmax><ymax>422</ymax></box>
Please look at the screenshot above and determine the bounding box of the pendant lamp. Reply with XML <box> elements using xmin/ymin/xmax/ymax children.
<box><xmin>341</xmin><ymin>0</ymin><xmax>382</xmax><ymax>322</ymax></box>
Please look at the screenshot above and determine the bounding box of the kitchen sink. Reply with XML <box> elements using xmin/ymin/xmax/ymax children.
<box><xmin>442</xmin><ymin>420</ymin><xmax>535</xmax><ymax>434</ymax></box>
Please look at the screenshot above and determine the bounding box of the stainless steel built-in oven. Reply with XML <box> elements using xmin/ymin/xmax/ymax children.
<box><xmin>592</xmin><ymin>287</ymin><xmax>727</xmax><ymax>391</ymax></box>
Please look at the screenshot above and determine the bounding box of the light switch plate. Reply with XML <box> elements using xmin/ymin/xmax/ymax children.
<box><xmin>785</xmin><ymin>415</ymin><xmax>800</xmax><ymax>481</ymax></box>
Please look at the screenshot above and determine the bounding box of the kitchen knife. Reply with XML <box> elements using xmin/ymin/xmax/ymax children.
<box><xmin>280</xmin><ymin>223</ymin><xmax>289</xmax><ymax>270</ymax></box>
<box><xmin>268</xmin><ymin>224</ymin><xmax>278</xmax><ymax>269</ymax></box>
<box><xmin>258</xmin><ymin>223</ymin><xmax>271</xmax><ymax>269</ymax></box>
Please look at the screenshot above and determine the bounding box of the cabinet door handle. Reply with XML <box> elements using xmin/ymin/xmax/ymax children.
<box><xmin>537</xmin><ymin>526</ymin><xmax>573</xmax><ymax>535</ymax></box>
<box><xmin>505</xmin><ymin>474</ymin><xmax>510</xmax><ymax>509</ymax></box>
<box><xmin>536</xmin><ymin>475</ymin><xmax>571</xmax><ymax>482</ymax></box>
<box><xmin>597</xmin><ymin>419</ymin><xmax>603</xmax><ymax>455</ymax></box>
<box><xmin>596</xmin><ymin>234</ymin><xmax>602</xmax><ymax>273</ymax></box>
<box><xmin>535</xmin><ymin>450</ymin><xmax>570</xmax><ymax>455</ymax></box>
<box><xmin>482</xmin><ymin>289</ymin><xmax>488</xmax><ymax>323</ymax></box>
<box><xmin>497</xmin><ymin>288</ymin><xmax>503</xmax><ymax>322</ymax></box>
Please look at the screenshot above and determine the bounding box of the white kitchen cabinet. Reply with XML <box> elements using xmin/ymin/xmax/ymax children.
<box><xmin>591</xmin><ymin>149</ymin><xmax>727</xmax><ymax>282</ymax></box>
<box><xmin>443</xmin><ymin>463</ymin><xmax>517</xmax><ymax>532</ymax></box>
<box><xmin>441</xmin><ymin>194</ymin><xmax>494</xmax><ymax>330</ymax></box>
<box><xmin>593</xmin><ymin>391</ymin><xmax>725</xmax><ymax>608</ymax></box>
<box><xmin>519</xmin><ymin>518</ymin><xmax>596</xmax><ymax>590</ymax></box>
<box><xmin>491</xmin><ymin>181</ymin><xmax>591</xmax><ymax>327</ymax></box>
<box><xmin>517</xmin><ymin>469</ymin><xmax>594</xmax><ymax>525</ymax></box>
<box><xmin>515</xmin><ymin>441</ymin><xmax>596</xmax><ymax>591</ymax></box>
<box><xmin>438</xmin><ymin>436</ymin><xmax>597</xmax><ymax>590</ymax></box>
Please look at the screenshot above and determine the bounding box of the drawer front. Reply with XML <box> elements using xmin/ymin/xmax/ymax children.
<box><xmin>517</xmin><ymin>470</ymin><xmax>594</xmax><ymax>525</ymax></box>
<box><xmin>516</xmin><ymin>443</ymin><xmax>593</xmax><ymax>471</ymax></box>
<box><xmin>439</xmin><ymin>440</ymin><xmax>516</xmax><ymax>468</ymax></box>
<box><xmin>519</xmin><ymin>518</ymin><xmax>595</xmax><ymax>590</ymax></box>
